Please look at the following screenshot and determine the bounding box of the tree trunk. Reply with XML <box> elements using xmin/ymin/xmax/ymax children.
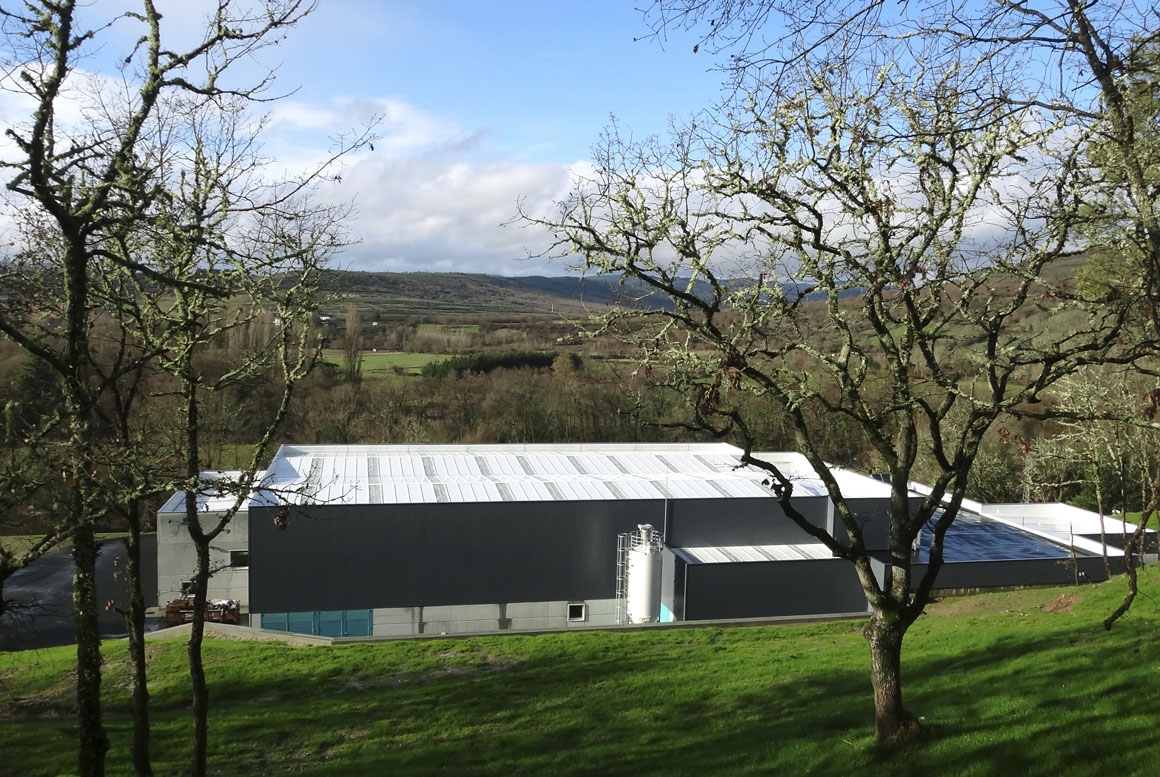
<box><xmin>189</xmin><ymin>539</ymin><xmax>211</xmax><ymax>777</ymax></box>
<box><xmin>1104</xmin><ymin>559</ymin><xmax>1138</xmax><ymax>630</ymax></box>
<box><xmin>866</xmin><ymin>611</ymin><xmax>919</xmax><ymax>742</ymax></box>
<box><xmin>73</xmin><ymin>520</ymin><xmax>109</xmax><ymax>777</ymax></box>
<box><xmin>179</xmin><ymin>364</ymin><xmax>213</xmax><ymax>777</ymax></box>
<box><xmin>125</xmin><ymin>520</ymin><xmax>153</xmax><ymax>776</ymax></box>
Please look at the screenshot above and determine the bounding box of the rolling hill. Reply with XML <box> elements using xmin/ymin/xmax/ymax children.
<box><xmin>318</xmin><ymin>270</ymin><xmax>725</xmax><ymax>318</ymax></box>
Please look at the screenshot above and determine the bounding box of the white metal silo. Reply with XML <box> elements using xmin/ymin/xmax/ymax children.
<box><xmin>625</xmin><ymin>524</ymin><xmax>663</xmax><ymax>624</ymax></box>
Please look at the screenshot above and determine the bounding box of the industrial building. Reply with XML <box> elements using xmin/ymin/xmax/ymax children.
<box><xmin>156</xmin><ymin>470</ymin><xmax>250</xmax><ymax>608</ymax></box>
<box><xmin>155</xmin><ymin>442</ymin><xmax>1142</xmax><ymax>639</ymax></box>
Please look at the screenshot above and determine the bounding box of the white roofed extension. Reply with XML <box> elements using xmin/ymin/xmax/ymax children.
<box><xmin>982</xmin><ymin>502</ymin><xmax>1150</xmax><ymax>555</ymax></box>
<box><xmin>157</xmin><ymin>471</ymin><xmax>251</xmax><ymax>515</ymax></box>
<box><xmin>251</xmin><ymin>443</ymin><xmax>853</xmax><ymax>507</ymax></box>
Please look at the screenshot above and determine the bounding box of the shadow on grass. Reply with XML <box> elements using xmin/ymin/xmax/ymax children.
<box><xmin>134</xmin><ymin>629</ymin><xmax>880</xmax><ymax>776</ymax></box>
<box><xmin>198</xmin><ymin>656</ymin><xmax>875</xmax><ymax>776</ymax></box>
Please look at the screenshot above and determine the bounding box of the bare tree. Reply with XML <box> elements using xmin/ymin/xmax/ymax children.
<box><xmin>116</xmin><ymin>85</ymin><xmax>362</xmax><ymax>775</ymax></box>
<box><xmin>1030</xmin><ymin>374</ymin><xmax>1160</xmax><ymax>626</ymax></box>
<box><xmin>559</xmin><ymin>0</ymin><xmax>1160</xmax><ymax>740</ymax></box>
<box><xmin>344</xmin><ymin>304</ymin><xmax>365</xmax><ymax>385</ymax></box>
<box><xmin>156</xmin><ymin>248</ymin><xmax>329</xmax><ymax>777</ymax></box>
<box><xmin>0</xmin><ymin>2</ymin><xmax>367</xmax><ymax>774</ymax></box>
<box><xmin>526</xmin><ymin>10</ymin><xmax>1145</xmax><ymax>739</ymax></box>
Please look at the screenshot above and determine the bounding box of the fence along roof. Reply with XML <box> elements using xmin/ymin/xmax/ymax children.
<box><xmin>250</xmin><ymin>443</ymin><xmax>849</xmax><ymax>507</ymax></box>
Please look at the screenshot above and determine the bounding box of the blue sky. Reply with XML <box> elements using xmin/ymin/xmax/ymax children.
<box><xmin>280</xmin><ymin>1</ymin><xmax>721</xmax><ymax>163</ymax></box>
<box><xmin>269</xmin><ymin>1</ymin><xmax>724</xmax><ymax>276</ymax></box>
<box><xmin>192</xmin><ymin>1</ymin><xmax>729</xmax><ymax>275</ymax></box>
<box><xmin>0</xmin><ymin>1</ymin><xmax>727</xmax><ymax>276</ymax></box>
<box><xmin>5</xmin><ymin>2</ymin><xmax>1126</xmax><ymax>279</ymax></box>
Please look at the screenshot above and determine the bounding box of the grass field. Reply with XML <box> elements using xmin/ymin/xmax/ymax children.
<box><xmin>205</xmin><ymin>443</ymin><xmax>260</xmax><ymax>470</ymax></box>
<box><xmin>321</xmin><ymin>350</ymin><xmax>447</xmax><ymax>378</ymax></box>
<box><xmin>3</xmin><ymin>569</ymin><xmax>1160</xmax><ymax>776</ymax></box>
<box><xmin>415</xmin><ymin>323</ymin><xmax>480</xmax><ymax>334</ymax></box>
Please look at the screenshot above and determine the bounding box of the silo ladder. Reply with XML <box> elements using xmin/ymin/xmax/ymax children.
<box><xmin>614</xmin><ymin>532</ymin><xmax>630</xmax><ymax>625</ymax></box>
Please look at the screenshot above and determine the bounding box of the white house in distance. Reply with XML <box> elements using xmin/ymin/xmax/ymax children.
<box><xmin>155</xmin><ymin>442</ymin><xmax>1138</xmax><ymax>639</ymax></box>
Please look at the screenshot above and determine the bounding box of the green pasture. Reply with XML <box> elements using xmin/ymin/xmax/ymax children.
<box><xmin>415</xmin><ymin>323</ymin><xmax>480</xmax><ymax>334</ymax></box>
<box><xmin>3</xmin><ymin>568</ymin><xmax>1160</xmax><ymax>775</ymax></box>
<box><xmin>322</xmin><ymin>350</ymin><xmax>447</xmax><ymax>378</ymax></box>
<box><xmin>207</xmin><ymin>444</ymin><xmax>260</xmax><ymax>471</ymax></box>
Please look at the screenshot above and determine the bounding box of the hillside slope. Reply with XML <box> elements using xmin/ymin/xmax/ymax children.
<box><xmin>2</xmin><ymin>568</ymin><xmax>1157</xmax><ymax>776</ymax></box>
<box><xmin>319</xmin><ymin>271</ymin><xmax>627</xmax><ymax>317</ymax></box>
<box><xmin>319</xmin><ymin>270</ymin><xmax>720</xmax><ymax>318</ymax></box>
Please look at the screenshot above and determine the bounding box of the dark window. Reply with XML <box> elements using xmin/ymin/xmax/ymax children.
<box><xmin>230</xmin><ymin>550</ymin><xmax>250</xmax><ymax>568</ymax></box>
<box><xmin>180</xmin><ymin>580</ymin><xmax>195</xmax><ymax>595</ymax></box>
<box><xmin>567</xmin><ymin>603</ymin><xmax>586</xmax><ymax>622</ymax></box>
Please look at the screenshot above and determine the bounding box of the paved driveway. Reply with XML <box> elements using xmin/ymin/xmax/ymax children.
<box><xmin>1</xmin><ymin>535</ymin><xmax>158</xmax><ymax>652</ymax></box>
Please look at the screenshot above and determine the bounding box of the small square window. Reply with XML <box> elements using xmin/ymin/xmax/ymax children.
<box><xmin>567</xmin><ymin>603</ymin><xmax>587</xmax><ymax>622</ymax></box>
<box><xmin>230</xmin><ymin>550</ymin><xmax>250</xmax><ymax>568</ymax></box>
<box><xmin>180</xmin><ymin>580</ymin><xmax>195</xmax><ymax>595</ymax></box>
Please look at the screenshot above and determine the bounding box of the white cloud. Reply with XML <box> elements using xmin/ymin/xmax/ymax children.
<box><xmin>0</xmin><ymin>60</ymin><xmax>580</xmax><ymax>277</ymax></box>
<box><xmin>320</xmin><ymin>147</ymin><xmax>576</xmax><ymax>276</ymax></box>
<box><xmin>263</xmin><ymin>96</ymin><xmax>579</xmax><ymax>276</ymax></box>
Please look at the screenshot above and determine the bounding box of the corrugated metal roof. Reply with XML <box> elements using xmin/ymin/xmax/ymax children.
<box><xmin>979</xmin><ymin>502</ymin><xmax>1147</xmax><ymax>556</ymax></box>
<box><xmin>678</xmin><ymin>543</ymin><xmax>836</xmax><ymax>563</ymax></box>
<box><xmin>983</xmin><ymin>502</ymin><xmax>1154</xmax><ymax>535</ymax></box>
<box><xmin>250</xmin><ymin>443</ymin><xmax>839</xmax><ymax>507</ymax></box>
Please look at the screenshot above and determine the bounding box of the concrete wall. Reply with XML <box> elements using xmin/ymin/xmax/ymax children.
<box><xmin>677</xmin><ymin>556</ymin><xmax>869</xmax><ymax>621</ymax></box>
<box><xmin>368</xmin><ymin>598</ymin><xmax>618</xmax><ymax>637</ymax></box>
<box><xmin>156</xmin><ymin>509</ymin><xmax>250</xmax><ymax>607</ymax></box>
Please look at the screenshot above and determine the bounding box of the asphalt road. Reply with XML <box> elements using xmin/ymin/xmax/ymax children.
<box><xmin>1</xmin><ymin>535</ymin><xmax>158</xmax><ymax>652</ymax></box>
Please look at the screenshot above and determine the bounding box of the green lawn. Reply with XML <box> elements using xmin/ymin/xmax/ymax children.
<box><xmin>3</xmin><ymin>569</ymin><xmax>1160</xmax><ymax>776</ymax></box>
